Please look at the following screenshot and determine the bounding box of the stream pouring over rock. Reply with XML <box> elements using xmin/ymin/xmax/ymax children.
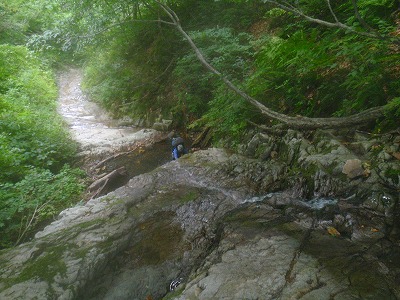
<box><xmin>0</xmin><ymin>146</ymin><xmax>399</xmax><ymax>299</ymax></box>
<box><xmin>0</xmin><ymin>70</ymin><xmax>399</xmax><ymax>299</ymax></box>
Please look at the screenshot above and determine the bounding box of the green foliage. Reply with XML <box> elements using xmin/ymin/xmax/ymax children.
<box><xmin>178</xmin><ymin>0</ymin><xmax>266</xmax><ymax>30</ymax></box>
<box><xmin>0</xmin><ymin>0</ymin><xmax>28</xmax><ymax>44</ymax></box>
<box><xmin>82</xmin><ymin>49</ymin><xmax>135</xmax><ymax>116</ymax></box>
<box><xmin>0</xmin><ymin>0</ymin><xmax>61</xmax><ymax>46</ymax></box>
<box><xmin>80</xmin><ymin>0</ymin><xmax>265</xmax><ymax>134</ymax></box>
<box><xmin>379</xmin><ymin>97</ymin><xmax>400</xmax><ymax>131</ymax></box>
<box><xmin>68</xmin><ymin>0</ymin><xmax>398</xmax><ymax>141</ymax></box>
<box><xmin>0</xmin><ymin>44</ymin><xmax>84</xmax><ymax>248</ymax></box>
<box><xmin>0</xmin><ymin>0</ymin><xmax>398</xmax><ymax>247</ymax></box>
<box><xmin>0</xmin><ymin>45</ymin><xmax>77</xmax><ymax>180</ymax></box>
<box><xmin>78</xmin><ymin>0</ymin><xmax>397</xmax><ymax>139</ymax></box>
<box><xmin>247</xmin><ymin>25</ymin><xmax>399</xmax><ymax>118</ymax></box>
<box><xmin>172</xmin><ymin>27</ymin><xmax>254</xmax><ymax>137</ymax></box>
<box><xmin>82</xmin><ymin>19</ymin><xmax>183</xmax><ymax>118</ymax></box>
<box><xmin>385</xmin><ymin>97</ymin><xmax>400</xmax><ymax>116</ymax></box>
<box><xmin>0</xmin><ymin>166</ymin><xmax>85</xmax><ymax>248</ymax></box>
<box><xmin>203</xmin><ymin>86</ymin><xmax>253</xmax><ymax>146</ymax></box>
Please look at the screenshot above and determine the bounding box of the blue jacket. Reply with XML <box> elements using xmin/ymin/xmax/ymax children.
<box><xmin>172</xmin><ymin>137</ymin><xmax>187</xmax><ymax>160</ymax></box>
<box><xmin>172</xmin><ymin>147</ymin><xmax>181</xmax><ymax>160</ymax></box>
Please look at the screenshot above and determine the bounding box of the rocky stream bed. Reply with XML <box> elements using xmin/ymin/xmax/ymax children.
<box><xmin>0</xmin><ymin>69</ymin><xmax>399</xmax><ymax>299</ymax></box>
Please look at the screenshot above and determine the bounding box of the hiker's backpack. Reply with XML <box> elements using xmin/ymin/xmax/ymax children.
<box><xmin>172</xmin><ymin>137</ymin><xmax>184</xmax><ymax>148</ymax></box>
<box><xmin>176</xmin><ymin>144</ymin><xmax>184</xmax><ymax>155</ymax></box>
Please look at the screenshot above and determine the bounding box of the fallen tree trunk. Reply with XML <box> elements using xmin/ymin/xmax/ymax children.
<box><xmin>88</xmin><ymin>167</ymin><xmax>127</xmax><ymax>199</ymax></box>
<box><xmin>156</xmin><ymin>1</ymin><xmax>387</xmax><ymax>130</ymax></box>
<box><xmin>92</xmin><ymin>151</ymin><xmax>130</xmax><ymax>172</ymax></box>
<box><xmin>191</xmin><ymin>127</ymin><xmax>213</xmax><ymax>149</ymax></box>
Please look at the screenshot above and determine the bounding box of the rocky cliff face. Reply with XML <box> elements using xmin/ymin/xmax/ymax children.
<box><xmin>0</xmin><ymin>130</ymin><xmax>399</xmax><ymax>299</ymax></box>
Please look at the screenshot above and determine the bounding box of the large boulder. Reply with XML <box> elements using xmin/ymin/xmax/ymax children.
<box><xmin>1</xmin><ymin>130</ymin><xmax>399</xmax><ymax>299</ymax></box>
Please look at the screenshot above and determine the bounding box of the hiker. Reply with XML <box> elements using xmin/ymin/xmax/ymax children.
<box><xmin>171</xmin><ymin>135</ymin><xmax>187</xmax><ymax>160</ymax></box>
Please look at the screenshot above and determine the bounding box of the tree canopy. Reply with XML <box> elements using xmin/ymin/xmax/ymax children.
<box><xmin>0</xmin><ymin>0</ymin><xmax>399</xmax><ymax>249</ymax></box>
<box><xmin>1</xmin><ymin>0</ymin><xmax>399</xmax><ymax>246</ymax></box>
<box><xmin>36</xmin><ymin>0</ymin><xmax>398</xmax><ymax>137</ymax></box>
<box><xmin>0</xmin><ymin>0</ymin><xmax>85</xmax><ymax>248</ymax></box>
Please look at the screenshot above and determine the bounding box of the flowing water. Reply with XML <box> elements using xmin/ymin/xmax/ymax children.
<box><xmin>57</xmin><ymin>68</ymin><xmax>164</xmax><ymax>158</ymax></box>
<box><xmin>56</xmin><ymin>68</ymin><xmax>176</xmax><ymax>200</ymax></box>
<box><xmin>54</xmin><ymin>69</ymin><xmax>400</xmax><ymax>300</ymax></box>
<box><xmin>57</xmin><ymin>68</ymin><xmax>172</xmax><ymax>184</ymax></box>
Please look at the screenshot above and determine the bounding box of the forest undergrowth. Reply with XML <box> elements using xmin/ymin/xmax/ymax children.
<box><xmin>1</xmin><ymin>0</ymin><xmax>399</xmax><ymax>248</ymax></box>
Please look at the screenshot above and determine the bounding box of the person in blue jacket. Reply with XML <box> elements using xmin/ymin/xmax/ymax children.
<box><xmin>171</xmin><ymin>135</ymin><xmax>188</xmax><ymax>160</ymax></box>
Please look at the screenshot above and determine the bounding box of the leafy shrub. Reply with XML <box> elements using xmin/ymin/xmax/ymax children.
<box><xmin>0</xmin><ymin>45</ymin><xmax>77</xmax><ymax>179</ymax></box>
<box><xmin>172</xmin><ymin>28</ymin><xmax>254</xmax><ymax>134</ymax></box>
<box><xmin>379</xmin><ymin>97</ymin><xmax>400</xmax><ymax>131</ymax></box>
<box><xmin>0</xmin><ymin>166</ymin><xmax>85</xmax><ymax>248</ymax></box>
<box><xmin>247</xmin><ymin>27</ymin><xmax>399</xmax><ymax>118</ymax></box>
<box><xmin>82</xmin><ymin>20</ymin><xmax>183</xmax><ymax>118</ymax></box>
<box><xmin>0</xmin><ymin>44</ymin><xmax>84</xmax><ymax>248</ymax></box>
<box><xmin>202</xmin><ymin>86</ymin><xmax>254</xmax><ymax>146</ymax></box>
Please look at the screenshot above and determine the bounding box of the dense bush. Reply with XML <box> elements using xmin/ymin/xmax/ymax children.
<box><xmin>172</xmin><ymin>27</ymin><xmax>255</xmax><ymax>140</ymax></box>
<box><xmin>0</xmin><ymin>166</ymin><xmax>85</xmax><ymax>248</ymax></box>
<box><xmin>78</xmin><ymin>0</ymin><xmax>399</xmax><ymax>146</ymax></box>
<box><xmin>247</xmin><ymin>29</ymin><xmax>399</xmax><ymax>117</ymax></box>
<box><xmin>80</xmin><ymin>0</ymin><xmax>267</xmax><ymax>139</ymax></box>
<box><xmin>1</xmin><ymin>0</ymin><xmax>398</xmax><ymax>247</ymax></box>
<box><xmin>0</xmin><ymin>45</ymin><xmax>78</xmax><ymax>178</ymax></box>
<box><xmin>0</xmin><ymin>45</ymin><xmax>85</xmax><ymax>248</ymax></box>
<box><xmin>82</xmin><ymin>18</ymin><xmax>183</xmax><ymax>118</ymax></box>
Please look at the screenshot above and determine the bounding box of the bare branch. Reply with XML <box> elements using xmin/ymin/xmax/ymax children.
<box><xmin>351</xmin><ymin>0</ymin><xmax>381</xmax><ymax>37</ymax></box>
<box><xmin>326</xmin><ymin>0</ymin><xmax>339</xmax><ymax>23</ymax></box>
<box><xmin>263</xmin><ymin>0</ymin><xmax>394</xmax><ymax>40</ymax></box>
<box><xmin>14</xmin><ymin>200</ymin><xmax>52</xmax><ymax>246</ymax></box>
<box><xmin>154</xmin><ymin>1</ymin><xmax>386</xmax><ymax>130</ymax></box>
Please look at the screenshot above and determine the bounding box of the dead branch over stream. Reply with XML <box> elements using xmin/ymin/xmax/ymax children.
<box><xmin>156</xmin><ymin>1</ymin><xmax>390</xmax><ymax>130</ymax></box>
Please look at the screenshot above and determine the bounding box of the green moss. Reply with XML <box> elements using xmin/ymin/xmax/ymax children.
<box><xmin>178</xmin><ymin>189</ymin><xmax>200</xmax><ymax>204</ymax></box>
<box><xmin>254</xmin><ymin>143</ymin><xmax>268</xmax><ymax>158</ymax></box>
<box><xmin>127</xmin><ymin>211</ymin><xmax>187</xmax><ymax>267</ymax></box>
<box><xmin>21</xmin><ymin>249</ymin><xmax>67</xmax><ymax>281</ymax></box>
<box><xmin>285</xmin><ymin>164</ymin><xmax>320</xmax><ymax>195</ymax></box>
<box><xmin>385</xmin><ymin>168</ymin><xmax>400</xmax><ymax>185</ymax></box>
<box><xmin>162</xmin><ymin>286</ymin><xmax>184</xmax><ymax>300</ymax></box>
<box><xmin>73</xmin><ymin>247</ymin><xmax>90</xmax><ymax>260</ymax></box>
<box><xmin>0</xmin><ymin>245</ymin><xmax>68</xmax><ymax>292</ymax></box>
<box><xmin>323</xmin><ymin>161</ymin><xmax>340</xmax><ymax>176</ymax></box>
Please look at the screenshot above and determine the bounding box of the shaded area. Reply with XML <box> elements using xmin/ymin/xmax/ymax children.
<box><xmin>56</xmin><ymin>68</ymin><xmax>181</xmax><ymax>198</ymax></box>
<box><xmin>90</xmin><ymin>140</ymin><xmax>173</xmax><ymax>196</ymax></box>
<box><xmin>105</xmin><ymin>141</ymin><xmax>172</xmax><ymax>179</ymax></box>
<box><xmin>82</xmin><ymin>211</ymin><xmax>188</xmax><ymax>300</ymax></box>
<box><xmin>1</xmin><ymin>148</ymin><xmax>400</xmax><ymax>300</ymax></box>
<box><xmin>174</xmin><ymin>198</ymin><xmax>400</xmax><ymax>299</ymax></box>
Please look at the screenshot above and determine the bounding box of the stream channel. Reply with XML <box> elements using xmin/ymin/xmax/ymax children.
<box><xmin>51</xmin><ymin>68</ymin><xmax>400</xmax><ymax>299</ymax></box>
<box><xmin>1</xmin><ymin>67</ymin><xmax>400</xmax><ymax>300</ymax></box>
<box><xmin>58</xmin><ymin>68</ymin><xmax>172</xmax><ymax>190</ymax></box>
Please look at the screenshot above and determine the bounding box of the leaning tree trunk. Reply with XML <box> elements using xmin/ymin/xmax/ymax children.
<box><xmin>156</xmin><ymin>1</ymin><xmax>387</xmax><ymax>130</ymax></box>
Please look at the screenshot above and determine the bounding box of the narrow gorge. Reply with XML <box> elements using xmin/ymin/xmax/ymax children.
<box><xmin>0</xmin><ymin>70</ymin><xmax>399</xmax><ymax>300</ymax></box>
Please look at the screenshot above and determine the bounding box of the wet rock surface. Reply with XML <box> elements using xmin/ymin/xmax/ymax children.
<box><xmin>57</xmin><ymin>68</ymin><xmax>171</xmax><ymax>198</ymax></box>
<box><xmin>57</xmin><ymin>68</ymin><xmax>163</xmax><ymax>159</ymax></box>
<box><xmin>0</xmin><ymin>147</ymin><xmax>399</xmax><ymax>299</ymax></box>
<box><xmin>176</xmin><ymin>195</ymin><xmax>400</xmax><ymax>300</ymax></box>
<box><xmin>0</xmin><ymin>70</ymin><xmax>399</xmax><ymax>299</ymax></box>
